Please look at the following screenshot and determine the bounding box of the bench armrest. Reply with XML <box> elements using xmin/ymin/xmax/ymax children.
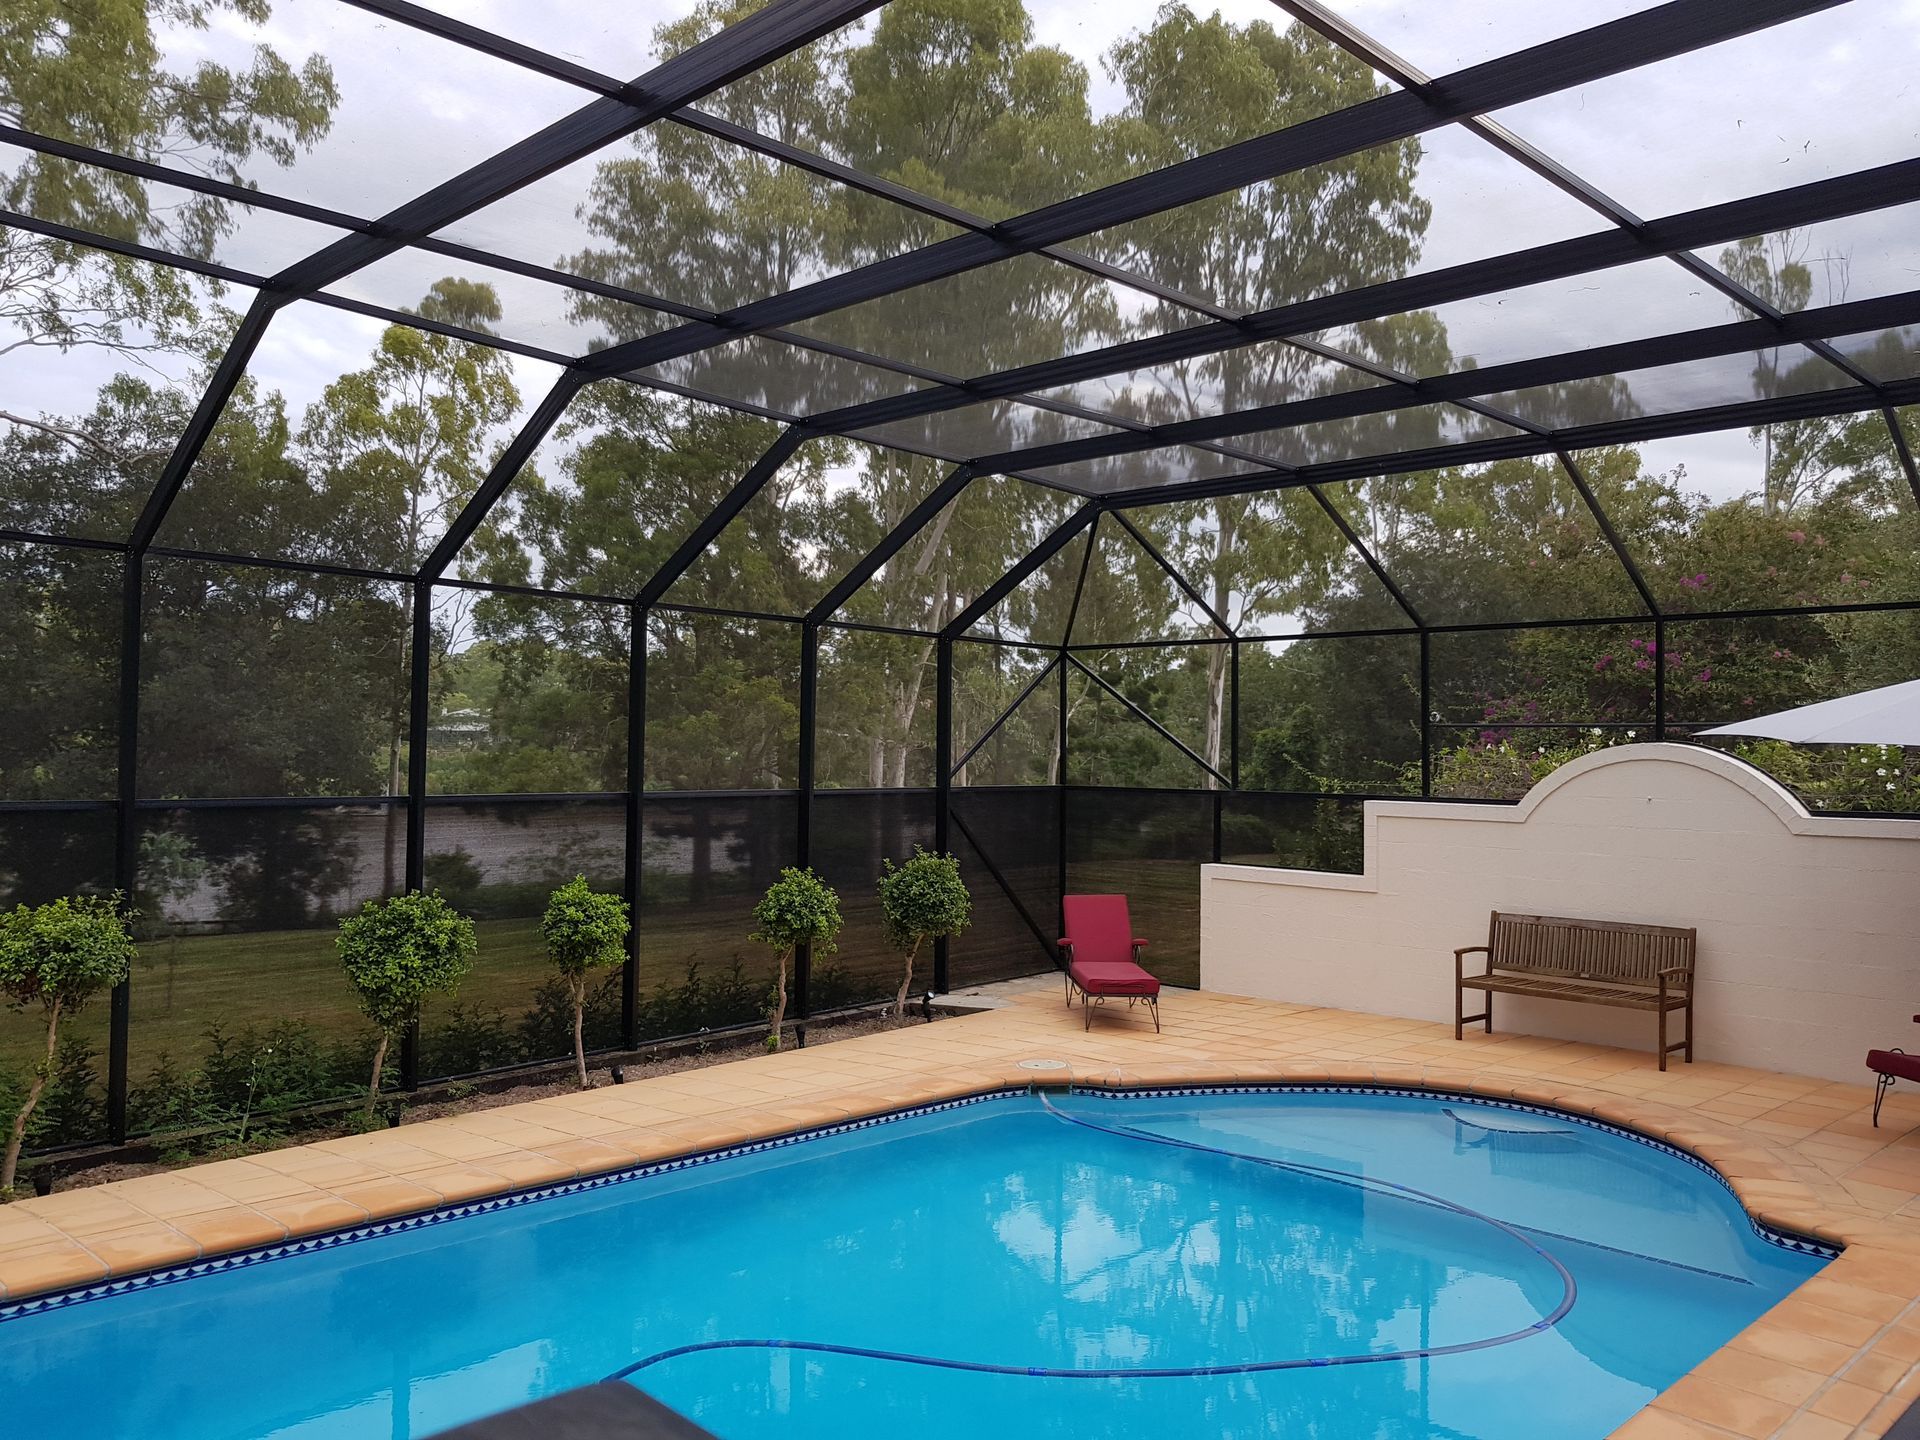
<box><xmin>1658</xmin><ymin>966</ymin><xmax>1692</xmax><ymax>983</ymax></box>
<box><xmin>1454</xmin><ymin>946</ymin><xmax>1489</xmax><ymax>982</ymax></box>
<box><xmin>1057</xmin><ymin>939</ymin><xmax>1073</xmax><ymax>958</ymax></box>
<box><xmin>1131</xmin><ymin>938</ymin><xmax>1148</xmax><ymax>957</ymax></box>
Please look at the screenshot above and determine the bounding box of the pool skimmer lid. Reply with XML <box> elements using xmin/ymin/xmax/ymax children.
<box><xmin>1018</xmin><ymin>1059</ymin><xmax>1070</xmax><ymax>1071</ymax></box>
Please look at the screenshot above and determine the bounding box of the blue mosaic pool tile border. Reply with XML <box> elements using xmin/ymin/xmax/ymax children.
<box><xmin>0</xmin><ymin>1079</ymin><xmax>1836</xmax><ymax>1323</ymax></box>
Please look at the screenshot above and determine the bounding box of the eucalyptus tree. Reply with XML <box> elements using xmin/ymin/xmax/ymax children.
<box><xmin>0</xmin><ymin>0</ymin><xmax>336</xmax><ymax>444</ymax></box>
<box><xmin>1092</xmin><ymin>6</ymin><xmax>1438</xmax><ymax>774</ymax></box>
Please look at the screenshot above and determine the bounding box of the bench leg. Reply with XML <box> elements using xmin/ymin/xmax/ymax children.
<box><xmin>1064</xmin><ymin>969</ymin><xmax>1071</xmax><ymax>1008</ymax></box>
<box><xmin>1454</xmin><ymin>983</ymin><xmax>1491</xmax><ymax>1042</ymax></box>
<box><xmin>1148</xmin><ymin>995</ymin><xmax>1160</xmax><ymax>1034</ymax></box>
<box><xmin>1875</xmin><ymin>1071</ymin><xmax>1895</xmax><ymax>1127</ymax></box>
<box><xmin>1658</xmin><ymin>1005</ymin><xmax>1667</xmax><ymax>1073</ymax></box>
<box><xmin>1684</xmin><ymin>998</ymin><xmax>1694</xmax><ymax>1064</ymax></box>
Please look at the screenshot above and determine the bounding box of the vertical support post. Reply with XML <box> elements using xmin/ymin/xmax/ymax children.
<box><xmin>1056</xmin><ymin>652</ymin><xmax>1069</xmax><ymax>943</ymax></box>
<box><xmin>1229</xmin><ymin>639</ymin><xmax>1241</xmax><ymax>789</ymax></box>
<box><xmin>795</xmin><ymin>622</ymin><xmax>818</xmax><ymax>1031</ymax></box>
<box><xmin>107</xmin><ymin>551</ymin><xmax>143</xmax><ymax>1142</ymax></box>
<box><xmin>1419</xmin><ymin>629</ymin><xmax>1433</xmax><ymax>798</ymax></box>
<box><xmin>623</xmin><ymin>604</ymin><xmax>646</xmax><ymax>1049</ymax></box>
<box><xmin>400</xmin><ymin>576</ymin><xmax>431</xmax><ymax>1091</ymax></box>
<box><xmin>1654</xmin><ymin>615</ymin><xmax>1668</xmax><ymax>741</ymax></box>
<box><xmin>933</xmin><ymin>636</ymin><xmax>953</xmax><ymax>995</ymax></box>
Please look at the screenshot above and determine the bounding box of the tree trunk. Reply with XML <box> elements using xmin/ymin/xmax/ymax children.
<box><xmin>1</xmin><ymin>999</ymin><xmax>60</xmax><ymax>1192</ymax></box>
<box><xmin>1202</xmin><ymin>500</ymin><xmax>1235</xmax><ymax>786</ymax></box>
<box><xmin>383</xmin><ymin>582</ymin><xmax>411</xmax><ymax>896</ymax></box>
<box><xmin>365</xmin><ymin>1029</ymin><xmax>391</xmax><ymax>1114</ymax></box>
<box><xmin>571</xmin><ymin>977</ymin><xmax>590</xmax><ymax>1089</ymax></box>
<box><xmin>768</xmin><ymin>951</ymin><xmax>789</xmax><ymax>1050</ymax></box>
<box><xmin>894</xmin><ymin>937</ymin><xmax>924</xmax><ymax>1019</ymax></box>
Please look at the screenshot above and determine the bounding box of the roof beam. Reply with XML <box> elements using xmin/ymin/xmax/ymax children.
<box><xmin>579</xmin><ymin>0</ymin><xmax>1842</xmax><ymax>379</ymax></box>
<box><xmin>803</xmin><ymin>155</ymin><xmax>1920</xmax><ymax>440</ymax></box>
<box><xmin>1275</xmin><ymin>0</ymin><xmax>1894</xmax><ymax>398</ymax></box>
<box><xmin>635</xmin><ymin>426</ymin><xmax>812</xmax><ymax>606</ymax></box>
<box><xmin>969</xmin><ymin>286</ymin><xmax>1920</xmax><ymax>475</ymax></box>
<box><xmin>1103</xmin><ymin>375</ymin><xmax>1920</xmax><ymax>509</ymax></box>
<box><xmin>806</xmin><ymin>466</ymin><xmax>975</xmax><ymax>623</ymax></box>
<box><xmin>943</xmin><ymin>504</ymin><xmax>1102</xmax><ymax>638</ymax></box>
<box><xmin>272</xmin><ymin>0</ymin><xmax>887</xmax><ymax>297</ymax></box>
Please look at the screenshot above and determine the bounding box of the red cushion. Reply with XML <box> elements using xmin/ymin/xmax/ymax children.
<box><xmin>1071</xmin><ymin>958</ymin><xmax>1160</xmax><ymax>998</ymax></box>
<box><xmin>1869</xmin><ymin>1050</ymin><xmax>1920</xmax><ymax>1083</ymax></box>
<box><xmin>1061</xmin><ymin>894</ymin><xmax>1139</xmax><ymax>967</ymax></box>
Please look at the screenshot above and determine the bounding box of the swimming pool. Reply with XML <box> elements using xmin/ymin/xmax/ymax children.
<box><xmin>0</xmin><ymin>1087</ymin><xmax>1828</xmax><ymax>1439</ymax></box>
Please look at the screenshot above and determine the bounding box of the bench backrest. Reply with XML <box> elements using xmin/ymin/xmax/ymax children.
<box><xmin>1488</xmin><ymin>911</ymin><xmax>1696</xmax><ymax>988</ymax></box>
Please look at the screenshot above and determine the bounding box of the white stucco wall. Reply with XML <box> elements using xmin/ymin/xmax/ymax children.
<box><xmin>1200</xmin><ymin>744</ymin><xmax>1920</xmax><ymax>1082</ymax></box>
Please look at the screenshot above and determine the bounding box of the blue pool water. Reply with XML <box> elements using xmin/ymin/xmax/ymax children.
<box><xmin>0</xmin><ymin>1089</ymin><xmax>1825</xmax><ymax>1439</ymax></box>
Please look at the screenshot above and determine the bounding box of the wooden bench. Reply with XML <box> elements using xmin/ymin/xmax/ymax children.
<box><xmin>1454</xmin><ymin>911</ymin><xmax>1697</xmax><ymax>1070</ymax></box>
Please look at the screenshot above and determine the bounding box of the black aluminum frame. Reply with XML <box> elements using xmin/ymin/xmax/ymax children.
<box><xmin>5</xmin><ymin>0</ymin><xmax>1919</xmax><ymax>1151</ymax></box>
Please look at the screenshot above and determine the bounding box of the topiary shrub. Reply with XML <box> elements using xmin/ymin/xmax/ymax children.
<box><xmin>877</xmin><ymin>847</ymin><xmax>971</xmax><ymax>1019</ymax></box>
<box><xmin>336</xmin><ymin>891</ymin><xmax>476</xmax><ymax>1113</ymax></box>
<box><xmin>0</xmin><ymin>894</ymin><xmax>135</xmax><ymax>1192</ymax></box>
<box><xmin>749</xmin><ymin>868</ymin><xmax>841</xmax><ymax>1052</ymax></box>
<box><xmin>541</xmin><ymin>876</ymin><xmax>631</xmax><ymax>1087</ymax></box>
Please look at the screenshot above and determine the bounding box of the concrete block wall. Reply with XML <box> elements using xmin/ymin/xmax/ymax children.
<box><xmin>1199</xmin><ymin>744</ymin><xmax>1920</xmax><ymax>1082</ymax></box>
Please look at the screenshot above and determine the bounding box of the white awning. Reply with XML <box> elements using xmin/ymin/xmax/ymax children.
<box><xmin>1698</xmin><ymin>679</ymin><xmax>1920</xmax><ymax>746</ymax></box>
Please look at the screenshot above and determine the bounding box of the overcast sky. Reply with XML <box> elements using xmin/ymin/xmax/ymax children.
<box><xmin>4</xmin><ymin>0</ymin><xmax>1918</xmax><ymax>509</ymax></box>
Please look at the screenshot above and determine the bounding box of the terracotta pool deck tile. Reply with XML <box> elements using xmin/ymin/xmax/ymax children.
<box><xmin>520</xmin><ymin>1135</ymin><xmax>650</xmax><ymax>1173</ymax></box>
<box><xmin>1808</xmin><ymin>1377</ymin><xmax>1884</xmax><ymax>1426</ymax></box>
<box><xmin>167</xmin><ymin>1207</ymin><xmax>288</xmax><ymax>1254</ymax></box>
<box><xmin>1608</xmin><ymin>1412</ymin><xmax>1740</xmax><ymax>1439</ymax></box>
<box><xmin>1769</xmin><ymin>1414</ymin><xmax>1856</xmax><ymax>1440</ymax></box>
<box><xmin>1791</xmin><ymin>1278</ymin><xmax>1914</xmax><ymax>1325</ymax></box>
<box><xmin>317</xmin><ymin>1136</ymin><xmax>468</xmax><ymax>1176</ymax></box>
<box><xmin>256</xmin><ymin>1195</ymin><xmax>372</xmax><ymax>1234</ymax></box>
<box><xmin>326</xmin><ymin>1178</ymin><xmax>444</xmax><ymax>1221</ymax></box>
<box><xmin>63</xmin><ymin>1219</ymin><xmax>201</xmax><ymax>1275</ymax></box>
<box><xmin>1692</xmin><ymin>1347</ymin><xmax>1829</xmax><ymax>1408</ymax></box>
<box><xmin>0</xmin><ymin>1240</ymin><xmax>110</xmax><ymax>1299</ymax></box>
<box><xmin>111</xmin><ymin>1176</ymin><xmax>251</xmax><ymax>1222</ymax></box>
<box><xmin>1848</xmin><ymin>1348</ymin><xmax>1913</xmax><ymax>1394</ymax></box>
<box><xmin>1728</xmin><ymin>1322</ymin><xmax>1864</xmax><ymax>1375</ymax></box>
<box><xmin>1655</xmin><ymin>1373</ymin><xmax>1798</xmax><ymax>1437</ymax></box>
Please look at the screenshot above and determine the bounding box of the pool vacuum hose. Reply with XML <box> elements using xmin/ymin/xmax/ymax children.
<box><xmin>610</xmin><ymin>1095</ymin><xmax>1576</xmax><ymax>1384</ymax></box>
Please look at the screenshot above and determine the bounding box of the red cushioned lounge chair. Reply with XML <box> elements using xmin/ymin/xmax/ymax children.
<box><xmin>1868</xmin><ymin>1016</ymin><xmax>1920</xmax><ymax>1127</ymax></box>
<box><xmin>1058</xmin><ymin>894</ymin><xmax>1161</xmax><ymax>1033</ymax></box>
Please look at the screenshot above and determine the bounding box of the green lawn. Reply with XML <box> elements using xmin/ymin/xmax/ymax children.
<box><xmin>0</xmin><ymin>886</ymin><xmax>1019</xmax><ymax>1080</ymax></box>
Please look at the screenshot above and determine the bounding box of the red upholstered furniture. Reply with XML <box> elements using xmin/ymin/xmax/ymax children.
<box><xmin>1058</xmin><ymin>894</ymin><xmax>1161</xmax><ymax>1032</ymax></box>
<box><xmin>1868</xmin><ymin>1016</ymin><xmax>1920</xmax><ymax>1126</ymax></box>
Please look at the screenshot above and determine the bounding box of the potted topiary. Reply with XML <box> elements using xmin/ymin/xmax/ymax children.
<box><xmin>336</xmin><ymin>891</ymin><xmax>476</xmax><ymax>1114</ymax></box>
<box><xmin>0</xmin><ymin>894</ymin><xmax>135</xmax><ymax>1194</ymax></box>
<box><xmin>750</xmin><ymin>867</ymin><xmax>842</xmax><ymax>1052</ymax></box>
<box><xmin>541</xmin><ymin>875</ymin><xmax>630</xmax><ymax>1088</ymax></box>
<box><xmin>877</xmin><ymin>847</ymin><xmax>971</xmax><ymax>1020</ymax></box>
